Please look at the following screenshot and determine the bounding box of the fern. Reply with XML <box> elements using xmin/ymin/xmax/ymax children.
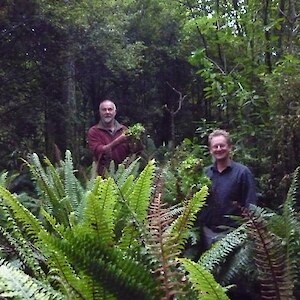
<box><xmin>145</xmin><ymin>172</ymin><xmax>209</xmax><ymax>299</ymax></box>
<box><xmin>82</xmin><ymin>177</ymin><xmax>118</xmax><ymax>243</ymax></box>
<box><xmin>218</xmin><ymin>242</ymin><xmax>255</xmax><ymax>285</ymax></box>
<box><xmin>127</xmin><ymin>159</ymin><xmax>155</xmax><ymax>223</ymax></box>
<box><xmin>199</xmin><ymin>224</ymin><xmax>248</xmax><ymax>273</ymax></box>
<box><xmin>109</xmin><ymin>157</ymin><xmax>140</xmax><ymax>188</ymax></box>
<box><xmin>166</xmin><ymin>185</ymin><xmax>208</xmax><ymax>253</ymax></box>
<box><xmin>282</xmin><ymin>167</ymin><xmax>300</xmax><ymax>286</ymax></box>
<box><xmin>61</xmin><ymin>150</ymin><xmax>85</xmax><ymax>213</ymax></box>
<box><xmin>179</xmin><ymin>258</ymin><xmax>231</xmax><ymax>300</ymax></box>
<box><xmin>46</xmin><ymin>230</ymin><xmax>159</xmax><ymax>300</ymax></box>
<box><xmin>0</xmin><ymin>186</ymin><xmax>46</xmax><ymax>241</ymax></box>
<box><xmin>146</xmin><ymin>191</ymin><xmax>187</xmax><ymax>299</ymax></box>
<box><xmin>118</xmin><ymin>159</ymin><xmax>156</xmax><ymax>251</ymax></box>
<box><xmin>0</xmin><ymin>171</ymin><xmax>9</xmax><ymax>188</ymax></box>
<box><xmin>0</xmin><ymin>259</ymin><xmax>64</xmax><ymax>299</ymax></box>
<box><xmin>25</xmin><ymin>153</ymin><xmax>69</xmax><ymax>225</ymax></box>
<box><xmin>244</xmin><ymin>207</ymin><xmax>295</xmax><ymax>300</ymax></box>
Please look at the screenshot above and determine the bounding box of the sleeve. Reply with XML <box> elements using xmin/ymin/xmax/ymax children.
<box><xmin>87</xmin><ymin>127</ymin><xmax>108</xmax><ymax>161</ymax></box>
<box><xmin>241</xmin><ymin>168</ymin><xmax>258</xmax><ymax>208</ymax></box>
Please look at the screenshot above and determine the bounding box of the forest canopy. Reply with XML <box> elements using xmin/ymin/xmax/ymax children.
<box><xmin>0</xmin><ymin>0</ymin><xmax>300</xmax><ymax>206</ymax></box>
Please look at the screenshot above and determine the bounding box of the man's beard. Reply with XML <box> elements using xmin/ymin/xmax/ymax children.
<box><xmin>103</xmin><ymin>116</ymin><xmax>113</xmax><ymax>123</ymax></box>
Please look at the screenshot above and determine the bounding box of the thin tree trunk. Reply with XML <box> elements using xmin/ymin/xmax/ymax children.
<box><xmin>262</xmin><ymin>0</ymin><xmax>272</xmax><ymax>73</ymax></box>
<box><xmin>63</xmin><ymin>49</ymin><xmax>79</xmax><ymax>163</ymax></box>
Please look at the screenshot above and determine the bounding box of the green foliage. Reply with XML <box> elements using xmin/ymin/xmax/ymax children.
<box><xmin>196</xmin><ymin>166</ymin><xmax>300</xmax><ymax>299</ymax></box>
<box><xmin>199</xmin><ymin>225</ymin><xmax>248</xmax><ymax>273</ymax></box>
<box><xmin>125</xmin><ymin>123</ymin><xmax>146</xmax><ymax>140</ymax></box>
<box><xmin>0</xmin><ymin>259</ymin><xmax>64</xmax><ymax>300</ymax></box>
<box><xmin>0</xmin><ymin>151</ymin><xmax>214</xmax><ymax>299</ymax></box>
<box><xmin>146</xmin><ymin>175</ymin><xmax>209</xmax><ymax>299</ymax></box>
<box><xmin>163</xmin><ymin>139</ymin><xmax>211</xmax><ymax>202</ymax></box>
<box><xmin>179</xmin><ymin>258</ymin><xmax>231</xmax><ymax>300</ymax></box>
<box><xmin>244</xmin><ymin>207</ymin><xmax>295</xmax><ymax>299</ymax></box>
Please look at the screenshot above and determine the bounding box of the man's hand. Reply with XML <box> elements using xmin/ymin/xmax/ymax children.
<box><xmin>103</xmin><ymin>133</ymin><xmax>127</xmax><ymax>153</ymax></box>
<box><xmin>115</xmin><ymin>133</ymin><xmax>128</xmax><ymax>144</ymax></box>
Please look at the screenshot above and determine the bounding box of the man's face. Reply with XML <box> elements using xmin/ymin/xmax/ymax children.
<box><xmin>99</xmin><ymin>101</ymin><xmax>116</xmax><ymax>124</ymax></box>
<box><xmin>209</xmin><ymin>135</ymin><xmax>231</xmax><ymax>162</ymax></box>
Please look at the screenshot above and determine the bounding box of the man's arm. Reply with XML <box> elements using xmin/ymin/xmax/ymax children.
<box><xmin>87</xmin><ymin>127</ymin><xmax>127</xmax><ymax>159</ymax></box>
<box><xmin>242</xmin><ymin>168</ymin><xmax>258</xmax><ymax>208</ymax></box>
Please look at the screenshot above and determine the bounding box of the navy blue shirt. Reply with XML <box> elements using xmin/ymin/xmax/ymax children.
<box><xmin>200</xmin><ymin>161</ymin><xmax>257</xmax><ymax>230</ymax></box>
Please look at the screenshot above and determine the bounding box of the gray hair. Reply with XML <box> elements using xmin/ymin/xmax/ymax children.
<box><xmin>99</xmin><ymin>100</ymin><xmax>116</xmax><ymax>110</ymax></box>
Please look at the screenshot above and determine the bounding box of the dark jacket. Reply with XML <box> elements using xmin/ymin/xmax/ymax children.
<box><xmin>199</xmin><ymin>160</ymin><xmax>257</xmax><ymax>230</ymax></box>
<box><xmin>87</xmin><ymin>120</ymin><xmax>130</xmax><ymax>175</ymax></box>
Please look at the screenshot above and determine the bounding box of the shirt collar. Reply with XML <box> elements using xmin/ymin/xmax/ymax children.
<box><xmin>211</xmin><ymin>160</ymin><xmax>233</xmax><ymax>172</ymax></box>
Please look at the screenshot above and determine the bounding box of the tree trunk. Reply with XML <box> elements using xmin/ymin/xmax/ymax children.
<box><xmin>62</xmin><ymin>49</ymin><xmax>79</xmax><ymax>164</ymax></box>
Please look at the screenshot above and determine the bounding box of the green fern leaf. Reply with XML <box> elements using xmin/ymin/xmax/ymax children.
<box><xmin>82</xmin><ymin>177</ymin><xmax>117</xmax><ymax>243</ymax></box>
<box><xmin>199</xmin><ymin>225</ymin><xmax>248</xmax><ymax>272</ymax></box>
<box><xmin>113</xmin><ymin>157</ymin><xmax>140</xmax><ymax>188</ymax></box>
<box><xmin>282</xmin><ymin>167</ymin><xmax>300</xmax><ymax>285</ymax></box>
<box><xmin>167</xmin><ymin>185</ymin><xmax>208</xmax><ymax>252</ymax></box>
<box><xmin>0</xmin><ymin>259</ymin><xmax>65</xmax><ymax>299</ymax></box>
<box><xmin>127</xmin><ymin>159</ymin><xmax>155</xmax><ymax>223</ymax></box>
<box><xmin>118</xmin><ymin>160</ymin><xmax>156</xmax><ymax>250</ymax></box>
<box><xmin>179</xmin><ymin>258</ymin><xmax>230</xmax><ymax>300</ymax></box>
<box><xmin>53</xmin><ymin>231</ymin><xmax>159</xmax><ymax>299</ymax></box>
<box><xmin>62</xmin><ymin>150</ymin><xmax>85</xmax><ymax>212</ymax></box>
<box><xmin>0</xmin><ymin>186</ymin><xmax>45</xmax><ymax>240</ymax></box>
<box><xmin>26</xmin><ymin>154</ymin><xmax>69</xmax><ymax>225</ymax></box>
<box><xmin>244</xmin><ymin>208</ymin><xmax>295</xmax><ymax>299</ymax></box>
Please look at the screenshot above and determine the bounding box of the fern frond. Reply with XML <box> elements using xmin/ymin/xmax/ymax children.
<box><xmin>166</xmin><ymin>185</ymin><xmax>208</xmax><ymax>253</ymax></box>
<box><xmin>44</xmin><ymin>243</ymin><xmax>90</xmax><ymax>299</ymax></box>
<box><xmin>42</xmin><ymin>156</ymin><xmax>65</xmax><ymax>200</ymax></box>
<box><xmin>118</xmin><ymin>160</ymin><xmax>156</xmax><ymax>251</ymax></box>
<box><xmin>112</xmin><ymin>157</ymin><xmax>140</xmax><ymax>188</ymax></box>
<box><xmin>147</xmin><ymin>192</ymin><xmax>186</xmax><ymax>299</ymax></box>
<box><xmin>219</xmin><ymin>243</ymin><xmax>255</xmax><ymax>285</ymax></box>
<box><xmin>0</xmin><ymin>186</ymin><xmax>45</xmax><ymax>241</ymax></box>
<box><xmin>0</xmin><ymin>171</ymin><xmax>9</xmax><ymax>188</ymax></box>
<box><xmin>127</xmin><ymin>159</ymin><xmax>155</xmax><ymax>223</ymax></box>
<box><xmin>82</xmin><ymin>177</ymin><xmax>117</xmax><ymax>243</ymax></box>
<box><xmin>0</xmin><ymin>259</ymin><xmax>65</xmax><ymax>299</ymax></box>
<box><xmin>26</xmin><ymin>154</ymin><xmax>69</xmax><ymax>225</ymax></box>
<box><xmin>199</xmin><ymin>225</ymin><xmax>248</xmax><ymax>272</ymax></box>
<box><xmin>0</xmin><ymin>225</ymin><xmax>46</xmax><ymax>280</ymax></box>
<box><xmin>244</xmin><ymin>208</ymin><xmax>295</xmax><ymax>300</ymax></box>
<box><xmin>62</xmin><ymin>150</ymin><xmax>85</xmax><ymax>213</ymax></box>
<box><xmin>282</xmin><ymin>167</ymin><xmax>300</xmax><ymax>285</ymax></box>
<box><xmin>52</xmin><ymin>231</ymin><xmax>159</xmax><ymax>300</ymax></box>
<box><xmin>179</xmin><ymin>258</ymin><xmax>231</xmax><ymax>300</ymax></box>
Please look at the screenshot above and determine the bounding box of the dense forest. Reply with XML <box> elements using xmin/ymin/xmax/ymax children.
<box><xmin>0</xmin><ymin>0</ymin><xmax>300</xmax><ymax>299</ymax></box>
<box><xmin>1</xmin><ymin>0</ymin><xmax>300</xmax><ymax>204</ymax></box>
